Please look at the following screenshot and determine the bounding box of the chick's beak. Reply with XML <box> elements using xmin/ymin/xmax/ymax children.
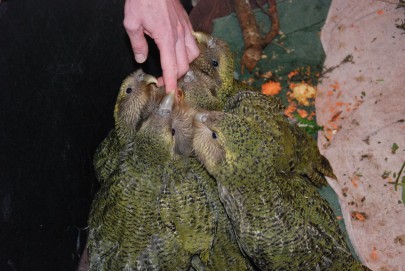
<box><xmin>158</xmin><ymin>92</ymin><xmax>174</xmax><ymax>116</ymax></box>
<box><xmin>143</xmin><ymin>74</ymin><xmax>158</xmax><ymax>85</ymax></box>
<box><xmin>194</xmin><ymin>112</ymin><xmax>208</xmax><ymax>123</ymax></box>
<box><xmin>192</xmin><ymin>31</ymin><xmax>210</xmax><ymax>45</ymax></box>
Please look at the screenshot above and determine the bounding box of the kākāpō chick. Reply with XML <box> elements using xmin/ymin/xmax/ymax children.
<box><xmin>178</xmin><ymin>32</ymin><xmax>255</xmax><ymax>111</ymax></box>
<box><xmin>88</xmin><ymin>93</ymin><xmax>185</xmax><ymax>270</ymax></box>
<box><xmin>93</xmin><ymin>69</ymin><xmax>164</xmax><ymax>184</ymax></box>
<box><xmin>224</xmin><ymin>90</ymin><xmax>336</xmax><ymax>186</ymax></box>
<box><xmin>143</xmin><ymin>95</ymin><xmax>254</xmax><ymax>271</ymax></box>
<box><xmin>183</xmin><ymin>32</ymin><xmax>335</xmax><ymax>185</ymax></box>
<box><xmin>192</xmin><ymin>111</ymin><xmax>369</xmax><ymax>271</ymax></box>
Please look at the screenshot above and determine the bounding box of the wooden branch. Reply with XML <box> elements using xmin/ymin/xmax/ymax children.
<box><xmin>263</xmin><ymin>0</ymin><xmax>279</xmax><ymax>44</ymax></box>
<box><xmin>234</xmin><ymin>0</ymin><xmax>280</xmax><ymax>73</ymax></box>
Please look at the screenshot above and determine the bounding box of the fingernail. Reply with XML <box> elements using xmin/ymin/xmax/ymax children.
<box><xmin>135</xmin><ymin>53</ymin><xmax>146</xmax><ymax>63</ymax></box>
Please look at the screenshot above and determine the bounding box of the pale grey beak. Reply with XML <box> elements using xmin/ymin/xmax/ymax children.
<box><xmin>192</xmin><ymin>31</ymin><xmax>210</xmax><ymax>45</ymax></box>
<box><xmin>144</xmin><ymin>74</ymin><xmax>158</xmax><ymax>85</ymax></box>
<box><xmin>158</xmin><ymin>92</ymin><xmax>174</xmax><ymax>116</ymax></box>
<box><xmin>194</xmin><ymin>112</ymin><xmax>208</xmax><ymax>123</ymax></box>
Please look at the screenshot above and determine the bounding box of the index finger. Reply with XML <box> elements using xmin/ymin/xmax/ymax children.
<box><xmin>156</xmin><ymin>38</ymin><xmax>179</xmax><ymax>93</ymax></box>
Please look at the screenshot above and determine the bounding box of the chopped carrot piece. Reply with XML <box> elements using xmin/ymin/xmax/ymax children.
<box><xmin>329</xmin><ymin>81</ymin><xmax>340</xmax><ymax>90</ymax></box>
<box><xmin>288</xmin><ymin>70</ymin><xmax>299</xmax><ymax>79</ymax></box>
<box><xmin>331</xmin><ymin>111</ymin><xmax>343</xmax><ymax>122</ymax></box>
<box><xmin>261</xmin><ymin>71</ymin><xmax>273</xmax><ymax>79</ymax></box>
<box><xmin>284</xmin><ymin>102</ymin><xmax>297</xmax><ymax>118</ymax></box>
<box><xmin>308</xmin><ymin>111</ymin><xmax>316</xmax><ymax>120</ymax></box>
<box><xmin>351</xmin><ymin>211</ymin><xmax>367</xmax><ymax>221</ymax></box>
<box><xmin>355</xmin><ymin>212</ymin><xmax>365</xmax><ymax>221</ymax></box>
<box><xmin>324</xmin><ymin>130</ymin><xmax>334</xmax><ymax>141</ymax></box>
<box><xmin>370</xmin><ymin>247</ymin><xmax>378</xmax><ymax>261</ymax></box>
<box><xmin>351</xmin><ymin>175</ymin><xmax>359</xmax><ymax>188</ymax></box>
<box><xmin>262</xmin><ymin>81</ymin><xmax>282</xmax><ymax>96</ymax></box>
<box><xmin>291</xmin><ymin>83</ymin><xmax>316</xmax><ymax>106</ymax></box>
<box><xmin>297</xmin><ymin>109</ymin><xmax>308</xmax><ymax>118</ymax></box>
<box><xmin>289</xmin><ymin>83</ymin><xmax>296</xmax><ymax>90</ymax></box>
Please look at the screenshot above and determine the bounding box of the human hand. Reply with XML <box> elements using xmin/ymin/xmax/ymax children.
<box><xmin>124</xmin><ymin>0</ymin><xmax>200</xmax><ymax>94</ymax></box>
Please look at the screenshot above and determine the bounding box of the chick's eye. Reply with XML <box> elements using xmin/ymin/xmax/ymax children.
<box><xmin>171</xmin><ymin>128</ymin><xmax>176</xmax><ymax>136</ymax></box>
<box><xmin>212</xmin><ymin>60</ymin><xmax>219</xmax><ymax>67</ymax></box>
<box><xmin>212</xmin><ymin>132</ymin><xmax>217</xmax><ymax>139</ymax></box>
<box><xmin>126</xmin><ymin>87</ymin><xmax>132</xmax><ymax>94</ymax></box>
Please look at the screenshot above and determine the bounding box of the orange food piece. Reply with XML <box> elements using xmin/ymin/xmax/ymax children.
<box><xmin>297</xmin><ymin>109</ymin><xmax>308</xmax><ymax>118</ymax></box>
<box><xmin>288</xmin><ymin>70</ymin><xmax>299</xmax><ymax>79</ymax></box>
<box><xmin>370</xmin><ymin>247</ymin><xmax>378</xmax><ymax>261</ymax></box>
<box><xmin>327</xmin><ymin>121</ymin><xmax>339</xmax><ymax>130</ymax></box>
<box><xmin>284</xmin><ymin>102</ymin><xmax>297</xmax><ymax>118</ymax></box>
<box><xmin>351</xmin><ymin>175</ymin><xmax>359</xmax><ymax>188</ymax></box>
<box><xmin>289</xmin><ymin>83</ymin><xmax>296</xmax><ymax>90</ymax></box>
<box><xmin>351</xmin><ymin>211</ymin><xmax>367</xmax><ymax>221</ymax></box>
<box><xmin>355</xmin><ymin>212</ymin><xmax>365</xmax><ymax>221</ymax></box>
<box><xmin>291</xmin><ymin>83</ymin><xmax>316</xmax><ymax>106</ymax></box>
<box><xmin>324</xmin><ymin>129</ymin><xmax>334</xmax><ymax>141</ymax></box>
<box><xmin>261</xmin><ymin>71</ymin><xmax>273</xmax><ymax>78</ymax></box>
<box><xmin>308</xmin><ymin>111</ymin><xmax>315</xmax><ymax>120</ymax></box>
<box><xmin>331</xmin><ymin>111</ymin><xmax>343</xmax><ymax>122</ymax></box>
<box><xmin>329</xmin><ymin>81</ymin><xmax>340</xmax><ymax>90</ymax></box>
<box><xmin>377</xmin><ymin>9</ymin><xmax>384</xmax><ymax>15</ymax></box>
<box><xmin>262</xmin><ymin>81</ymin><xmax>282</xmax><ymax>96</ymax></box>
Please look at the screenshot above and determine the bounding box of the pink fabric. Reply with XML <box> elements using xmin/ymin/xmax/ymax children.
<box><xmin>316</xmin><ymin>1</ymin><xmax>405</xmax><ymax>270</ymax></box>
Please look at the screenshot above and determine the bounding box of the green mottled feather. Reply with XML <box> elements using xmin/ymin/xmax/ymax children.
<box><xmin>88</xmin><ymin>139</ymin><xmax>164</xmax><ymax>270</ymax></box>
<box><xmin>225</xmin><ymin>90</ymin><xmax>336</xmax><ymax>186</ymax></box>
<box><xmin>196</xmin><ymin>162</ymin><xmax>255</xmax><ymax>271</ymax></box>
<box><xmin>193</xmin><ymin>111</ymin><xmax>367</xmax><ymax>270</ymax></box>
<box><xmin>93</xmin><ymin>129</ymin><xmax>121</xmax><ymax>183</ymax></box>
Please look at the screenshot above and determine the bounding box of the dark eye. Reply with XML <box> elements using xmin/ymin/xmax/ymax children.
<box><xmin>126</xmin><ymin>87</ymin><xmax>132</xmax><ymax>94</ymax></box>
<box><xmin>171</xmin><ymin>128</ymin><xmax>176</xmax><ymax>136</ymax></box>
<box><xmin>212</xmin><ymin>132</ymin><xmax>217</xmax><ymax>139</ymax></box>
<box><xmin>212</xmin><ymin>60</ymin><xmax>219</xmax><ymax>67</ymax></box>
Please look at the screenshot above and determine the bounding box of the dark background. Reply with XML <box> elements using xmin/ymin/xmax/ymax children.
<box><xmin>0</xmin><ymin>0</ymin><xmax>166</xmax><ymax>270</ymax></box>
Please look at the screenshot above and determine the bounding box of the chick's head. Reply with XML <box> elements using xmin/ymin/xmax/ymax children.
<box><xmin>114</xmin><ymin>69</ymin><xmax>162</xmax><ymax>140</ymax></box>
<box><xmin>135</xmin><ymin>93</ymin><xmax>196</xmax><ymax>165</ymax></box>
<box><xmin>192</xmin><ymin>32</ymin><xmax>235</xmax><ymax>105</ymax></box>
<box><xmin>193</xmin><ymin>111</ymin><xmax>270</xmax><ymax>178</ymax></box>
